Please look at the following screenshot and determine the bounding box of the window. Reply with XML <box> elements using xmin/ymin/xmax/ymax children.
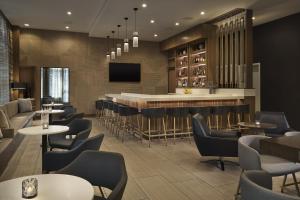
<box><xmin>0</xmin><ymin>13</ymin><xmax>10</xmax><ymax>104</ymax></box>
<box><xmin>41</xmin><ymin>67</ymin><xmax>69</xmax><ymax>103</ymax></box>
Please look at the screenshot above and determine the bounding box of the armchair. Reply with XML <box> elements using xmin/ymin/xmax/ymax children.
<box><xmin>192</xmin><ymin>113</ymin><xmax>239</xmax><ymax>170</ymax></box>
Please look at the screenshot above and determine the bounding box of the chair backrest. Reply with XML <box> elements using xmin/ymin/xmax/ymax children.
<box><xmin>44</xmin><ymin>134</ymin><xmax>104</xmax><ymax>172</ymax></box>
<box><xmin>96</xmin><ymin>100</ymin><xmax>103</xmax><ymax>110</ymax></box>
<box><xmin>68</xmin><ymin>119</ymin><xmax>92</xmax><ymax>142</ymax></box>
<box><xmin>189</xmin><ymin>107</ymin><xmax>211</xmax><ymax>117</ymax></box>
<box><xmin>192</xmin><ymin>113</ymin><xmax>210</xmax><ymax>137</ymax></box>
<box><xmin>58</xmin><ymin>150</ymin><xmax>127</xmax><ymax>200</ymax></box>
<box><xmin>285</xmin><ymin>131</ymin><xmax>300</xmax><ymax>137</ymax></box>
<box><xmin>238</xmin><ymin>135</ymin><xmax>268</xmax><ymax>170</ymax></box>
<box><xmin>141</xmin><ymin>108</ymin><xmax>165</xmax><ymax>118</ymax></box>
<box><xmin>255</xmin><ymin>111</ymin><xmax>290</xmax><ymax>136</ymax></box>
<box><xmin>241</xmin><ymin>170</ymin><xmax>300</xmax><ymax>200</ymax></box>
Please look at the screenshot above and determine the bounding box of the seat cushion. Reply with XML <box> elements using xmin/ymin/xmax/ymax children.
<box><xmin>261</xmin><ymin>154</ymin><xmax>300</xmax><ymax>176</ymax></box>
<box><xmin>49</xmin><ymin>134</ymin><xmax>73</xmax><ymax>149</ymax></box>
<box><xmin>18</xmin><ymin>99</ymin><xmax>32</xmax><ymax>113</ymax></box>
<box><xmin>10</xmin><ymin>112</ymin><xmax>35</xmax><ymax>130</ymax></box>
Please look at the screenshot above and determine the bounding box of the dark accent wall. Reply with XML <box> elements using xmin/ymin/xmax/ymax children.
<box><xmin>254</xmin><ymin>12</ymin><xmax>300</xmax><ymax>129</ymax></box>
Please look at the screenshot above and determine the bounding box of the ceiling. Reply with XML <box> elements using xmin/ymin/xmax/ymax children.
<box><xmin>1</xmin><ymin>0</ymin><xmax>300</xmax><ymax>41</ymax></box>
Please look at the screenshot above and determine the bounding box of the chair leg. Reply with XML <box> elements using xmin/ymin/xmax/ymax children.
<box><xmin>235</xmin><ymin>170</ymin><xmax>244</xmax><ymax>198</ymax></box>
<box><xmin>219</xmin><ymin>157</ymin><xmax>225</xmax><ymax>171</ymax></box>
<box><xmin>292</xmin><ymin>173</ymin><xmax>300</xmax><ymax>196</ymax></box>
<box><xmin>99</xmin><ymin>186</ymin><xmax>105</xmax><ymax>197</ymax></box>
<box><xmin>281</xmin><ymin>174</ymin><xmax>287</xmax><ymax>193</ymax></box>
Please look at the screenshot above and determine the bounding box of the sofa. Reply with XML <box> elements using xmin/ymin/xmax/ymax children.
<box><xmin>0</xmin><ymin>99</ymin><xmax>35</xmax><ymax>175</ymax></box>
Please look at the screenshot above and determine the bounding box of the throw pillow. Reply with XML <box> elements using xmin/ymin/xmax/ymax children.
<box><xmin>0</xmin><ymin>128</ymin><xmax>3</xmax><ymax>139</ymax></box>
<box><xmin>18</xmin><ymin>99</ymin><xmax>33</xmax><ymax>113</ymax></box>
<box><xmin>0</xmin><ymin>110</ymin><xmax>10</xmax><ymax>129</ymax></box>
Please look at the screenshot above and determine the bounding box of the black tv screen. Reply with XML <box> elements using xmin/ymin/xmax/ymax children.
<box><xmin>109</xmin><ymin>63</ymin><xmax>141</xmax><ymax>82</ymax></box>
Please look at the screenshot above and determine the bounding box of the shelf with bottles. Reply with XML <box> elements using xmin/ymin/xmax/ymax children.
<box><xmin>176</xmin><ymin>46</ymin><xmax>188</xmax><ymax>58</ymax></box>
<box><xmin>177</xmin><ymin>77</ymin><xmax>189</xmax><ymax>88</ymax></box>
<box><xmin>190</xmin><ymin>41</ymin><xmax>206</xmax><ymax>54</ymax></box>
<box><xmin>191</xmin><ymin>76</ymin><xmax>207</xmax><ymax>88</ymax></box>
<box><xmin>176</xmin><ymin>67</ymin><xmax>188</xmax><ymax>78</ymax></box>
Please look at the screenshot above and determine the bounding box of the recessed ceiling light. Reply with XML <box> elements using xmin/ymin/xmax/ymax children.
<box><xmin>142</xmin><ymin>3</ymin><xmax>147</xmax><ymax>8</ymax></box>
<box><xmin>65</xmin><ymin>26</ymin><xmax>70</xmax><ymax>30</ymax></box>
<box><xmin>200</xmin><ymin>11</ymin><xmax>205</xmax><ymax>15</ymax></box>
<box><xmin>150</xmin><ymin>19</ymin><xmax>155</xmax><ymax>24</ymax></box>
<box><xmin>175</xmin><ymin>22</ymin><xmax>180</xmax><ymax>26</ymax></box>
<box><xmin>67</xmin><ymin>11</ymin><xmax>72</xmax><ymax>15</ymax></box>
<box><xmin>252</xmin><ymin>16</ymin><xmax>256</xmax><ymax>20</ymax></box>
<box><xmin>154</xmin><ymin>33</ymin><xmax>158</xmax><ymax>37</ymax></box>
<box><xmin>24</xmin><ymin>23</ymin><xmax>30</xmax><ymax>27</ymax></box>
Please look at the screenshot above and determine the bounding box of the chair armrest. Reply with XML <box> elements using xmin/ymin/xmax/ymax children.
<box><xmin>1</xmin><ymin>128</ymin><xmax>14</xmax><ymax>138</ymax></box>
<box><xmin>210</xmin><ymin>130</ymin><xmax>240</xmax><ymax>138</ymax></box>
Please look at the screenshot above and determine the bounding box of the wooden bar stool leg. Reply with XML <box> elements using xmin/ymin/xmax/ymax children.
<box><xmin>216</xmin><ymin>115</ymin><xmax>219</xmax><ymax>130</ymax></box>
<box><xmin>162</xmin><ymin>118</ymin><xmax>167</xmax><ymax>146</ymax></box>
<box><xmin>208</xmin><ymin>116</ymin><xmax>211</xmax><ymax>129</ymax></box>
<box><xmin>187</xmin><ymin>117</ymin><xmax>191</xmax><ymax>144</ymax></box>
<box><xmin>148</xmin><ymin>118</ymin><xmax>151</xmax><ymax>148</ymax></box>
<box><xmin>227</xmin><ymin>113</ymin><xmax>231</xmax><ymax>129</ymax></box>
<box><xmin>173</xmin><ymin>117</ymin><xmax>176</xmax><ymax>144</ymax></box>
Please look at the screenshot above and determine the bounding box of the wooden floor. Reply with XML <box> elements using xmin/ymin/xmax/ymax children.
<box><xmin>1</xmin><ymin>118</ymin><xmax>299</xmax><ymax>200</ymax></box>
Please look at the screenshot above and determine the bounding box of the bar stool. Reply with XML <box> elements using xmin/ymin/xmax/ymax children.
<box><xmin>166</xmin><ymin>107</ymin><xmax>191</xmax><ymax>144</ymax></box>
<box><xmin>95</xmin><ymin>100</ymin><xmax>103</xmax><ymax>119</ymax></box>
<box><xmin>102</xmin><ymin>100</ymin><xmax>109</xmax><ymax>126</ymax></box>
<box><xmin>189</xmin><ymin>106</ymin><xmax>212</xmax><ymax>129</ymax></box>
<box><xmin>112</xmin><ymin>102</ymin><xmax>120</xmax><ymax>135</ymax></box>
<box><xmin>141</xmin><ymin>108</ymin><xmax>167</xmax><ymax>147</ymax></box>
<box><xmin>235</xmin><ymin>104</ymin><xmax>251</xmax><ymax>123</ymax></box>
<box><xmin>118</xmin><ymin>105</ymin><xmax>131</xmax><ymax>142</ymax></box>
<box><xmin>211</xmin><ymin>105</ymin><xmax>233</xmax><ymax>130</ymax></box>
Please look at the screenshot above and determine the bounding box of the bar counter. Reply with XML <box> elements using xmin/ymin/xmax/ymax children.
<box><xmin>105</xmin><ymin>89</ymin><xmax>255</xmax><ymax>111</ymax></box>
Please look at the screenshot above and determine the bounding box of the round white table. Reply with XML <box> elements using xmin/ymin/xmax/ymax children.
<box><xmin>36</xmin><ymin>109</ymin><xmax>64</xmax><ymax>124</ymax></box>
<box><xmin>0</xmin><ymin>174</ymin><xmax>94</xmax><ymax>200</ymax></box>
<box><xmin>18</xmin><ymin>125</ymin><xmax>69</xmax><ymax>172</ymax></box>
<box><xmin>42</xmin><ymin>103</ymin><xmax>64</xmax><ymax>107</ymax></box>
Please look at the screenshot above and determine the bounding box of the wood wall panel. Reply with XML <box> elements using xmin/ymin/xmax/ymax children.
<box><xmin>19</xmin><ymin>29</ymin><xmax>168</xmax><ymax>114</ymax></box>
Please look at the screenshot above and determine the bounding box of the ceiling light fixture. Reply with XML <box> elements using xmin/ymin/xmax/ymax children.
<box><xmin>252</xmin><ymin>16</ymin><xmax>256</xmax><ymax>20</ymax></box>
<box><xmin>133</xmin><ymin>8</ymin><xmax>139</xmax><ymax>48</ymax></box>
<box><xmin>67</xmin><ymin>11</ymin><xmax>72</xmax><ymax>15</ymax></box>
<box><xmin>111</xmin><ymin>31</ymin><xmax>116</xmax><ymax>60</ymax></box>
<box><xmin>150</xmin><ymin>19</ymin><xmax>155</xmax><ymax>24</ymax></box>
<box><xmin>124</xmin><ymin>17</ymin><xmax>129</xmax><ymax>53</ymax></box>
<box><xmin>175</xmin><ymin>22</ymin><xmax>180</xmax><ymax>26</ymax></box>
<box><xmin>200</xmin><ymin>11</ymin><xmax>205</xmax><ymax>15</ymax></box>
<box><xmin>141</xmin><ymin>0</ymin><xmax>147</xmax><ymax>8</ymax></box>
<box><xmin>154</xmin><ymin>34</ymin><xmax>158</xmax><ymax>37</ymax></box>
<box><xmin>106</xmin><ymin>36</ymin><xmax>111</xmax><ymax>61</ymax></box>
<box><xmin>116</xmin><ymin>25</ymin><xmax>122</xmax><ymax>56</ymax></box>
<box><xmin>24</xmin><ymin>23</ymin><xmax>30</xmax><ymax>27</ymax></box>
<box><xmin>65</xmin><ymin>26</ymin><xmax>70</xmax><ymax>30</ymax></box>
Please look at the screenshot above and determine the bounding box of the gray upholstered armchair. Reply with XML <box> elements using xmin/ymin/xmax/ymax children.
<box><xmin>255</xmin><ymin>111</ymin><xmax>293</xmax><ymax>137</ymax></box>
<box><xmin>57</xmin><ymin>150</ymin><xmax>128</xmax><ymax>200</ymax></box>
<box><xmin>43</xmin><ymin>134</ymin><xmax>104</xmax><ymax>172</ymax></box>
<box><xmin>192</xmin><ymin>113</ymin><xmax>239</xmax><ymax>170</ymax></box>
<box><xmin>240</xmin><ymin>170</ymin><xmax>300</xmax><ymax>200</ymax></box>
<box><xmin>48</xmin><ymin>118</ymin><xmax>92</xmax><ymax>150</ymax></box>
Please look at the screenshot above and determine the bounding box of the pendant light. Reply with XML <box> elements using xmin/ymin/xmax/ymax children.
<box><xmin>106</xmin><ymin>36</ymin><xmax>111</xmax><ymax>61</ymax></box>
<box><xmin>124</xmin><ymin>17</ymin><xmax>129</xmax><ymax>52</ymax></box>
<box><xmin>133</xmin><ymin>8</ymin><xmax>139</xmax><ymax>48</ymax></box>
<box><xmin>111</xmin><ymin>31</ymin><xmax>116</xmax><ymax>60</ymax></box>
<box><xmin>116</xmin><ymin>25</ymin><xmax>122</xmax><ymax>56</ymax></box>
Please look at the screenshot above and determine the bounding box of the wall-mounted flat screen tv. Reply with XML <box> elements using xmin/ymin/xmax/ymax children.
<box><xmin>109</xmin><ymin>63</ymin><xmax>141</xmax><ymax>82</ymax></box>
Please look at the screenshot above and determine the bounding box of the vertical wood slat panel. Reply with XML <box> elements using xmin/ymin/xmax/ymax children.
<box><xmin>239</xmin><ymin>17</ymin><xmax>245</xmax><ymax>88</ymax></box>
<box><xmin>219</xmin><ymin>25</ymin><xmax>224</xmax><ymax>87</ymax></box>
<box><xmin>229</xmin><ymin>21</ymin><xmax>234</xmax><ymax>87</ymax></box>
<box><xmin>215</xmin><ymin>10</ymin><xmax>252</xmax><ymax>89</ymax></box>
<box><xmin>224</xmin><ymin>23</ymin><xmax>229</xmax><ymax>87</ymax></box>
